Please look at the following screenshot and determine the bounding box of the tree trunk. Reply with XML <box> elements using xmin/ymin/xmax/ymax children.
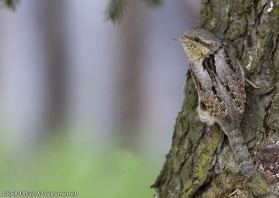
<box><xmin>116</xmin><ymin>0</ymin><xmax>146</xmax><ymax>146</ymax></box>
<box><xmin>41</xmin><ymin>0</ymin><xmax>67</xmax><ymax>130</ymax></box>
<box><xmin>152</xmin><ymin>0</ymin><xmax>279</xmax><ymax>197</ymax></box>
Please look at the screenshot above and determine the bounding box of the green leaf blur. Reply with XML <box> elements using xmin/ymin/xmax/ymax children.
<box><xmin>0</xmin><ymin>137</ymin><xmax>157</xmax><ymax>197</ymax></box>
<box><xmin>1</xmin><ymin>0</ymin><xmax>20</xmax><ymax>10</ymax></box>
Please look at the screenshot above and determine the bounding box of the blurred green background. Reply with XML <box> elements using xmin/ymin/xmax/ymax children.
<box><xmin>0</xmin><ymin>0</ymin><xmax>199</xmax><ymax>197</ymax></box>
<box><xmin>0</xmin><ymin>133</ymin><xmax>158</xmax><ymax>197</ymax></box>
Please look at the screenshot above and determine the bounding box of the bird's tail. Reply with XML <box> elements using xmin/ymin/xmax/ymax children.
<box><xmin>227</xmin><ymin>128</ymin><xmax>254</xmax><ymax>177</ymax></box>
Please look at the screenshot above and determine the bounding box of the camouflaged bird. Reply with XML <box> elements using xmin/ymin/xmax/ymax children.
<box><xmin>176</xmin><ymin>28</ymin><xmax>254</xmax><ymax>177</ymax></box>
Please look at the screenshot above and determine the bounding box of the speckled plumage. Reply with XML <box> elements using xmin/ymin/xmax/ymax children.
<box><xmin>177</xmin><ymin>28</ymin><xmax>254</xmax><ymax>177</ymax></box>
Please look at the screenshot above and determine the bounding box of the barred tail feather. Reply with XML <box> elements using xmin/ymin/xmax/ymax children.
<box><xmin>227</xmin><ymin>129</ymin><xmax>254</xmax><ymax>177</ymax></box>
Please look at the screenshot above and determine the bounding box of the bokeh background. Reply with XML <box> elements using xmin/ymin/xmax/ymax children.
<box><xmin>0</xmin><ymin>0</ymin><xmax>199</xmax><ymax>197</ymax></box>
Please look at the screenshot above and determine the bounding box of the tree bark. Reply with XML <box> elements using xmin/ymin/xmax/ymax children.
<box><xmin>152</xmin><ymin>0</ymin><xmax>279</xmax><ymax>197</ymax></box>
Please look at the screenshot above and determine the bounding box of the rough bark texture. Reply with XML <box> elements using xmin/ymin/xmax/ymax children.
<box><xmin>152</xmin><ymin>0</ymin><xmax>279</xmax><ymax>197</ymax></box>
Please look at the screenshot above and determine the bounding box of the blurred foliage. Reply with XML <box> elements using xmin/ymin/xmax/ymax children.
<box><xmin>143</xmin><ymin>0</ymin><xmax>162</xmax><ymax>7</ymax></box>
<box><xmin>0</xmin><ymin>137</ymin><xmax>157</xmax><ymax>197</ymax></box>
<box><xmin>106</xmin><ymin>0</ymin><xmax>129</xmax><ymax>23</ymax></box>
<box><xmin>1</xmin><ymin>0</ymin><xmax>19</xmax><ymax>10</ymax></box>
<box><xmin>106</xmin><ymin>0</ymin><xmax>162</xmax><ymax>23</ymax></box>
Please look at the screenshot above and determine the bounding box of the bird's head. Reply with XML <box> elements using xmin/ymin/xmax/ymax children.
<box><xmin>175</xmin><ymin>28</ymin><xmax>222</xmax><ymax>61</ymax></box>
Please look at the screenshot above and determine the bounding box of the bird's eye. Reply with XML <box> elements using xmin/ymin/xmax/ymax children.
<box><xmin>192</xmin><ymin>37</ymin><xmax>211</xmax><ymax>47</ymax></box>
